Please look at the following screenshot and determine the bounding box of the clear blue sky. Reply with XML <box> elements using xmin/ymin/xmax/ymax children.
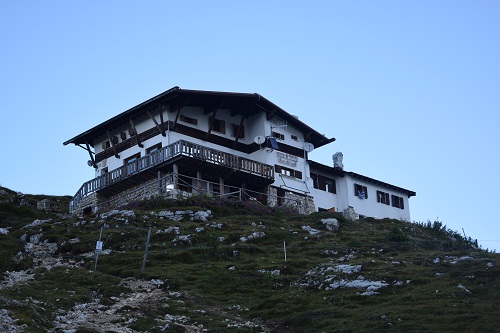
<box><xmin>1</xmin><ymin>1</ymin><xmax>499</xmax><ymax>251</ymax></box>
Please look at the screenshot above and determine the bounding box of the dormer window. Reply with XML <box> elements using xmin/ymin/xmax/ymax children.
<box><xmin>210</xmin><ymin>117</ymin><xmax>226</xmax><ymax>134</ymax></box>
<box><xmin>180</xmin><ymin>115</ymin><xmax>198</xmax><ymax>125</ymax></box>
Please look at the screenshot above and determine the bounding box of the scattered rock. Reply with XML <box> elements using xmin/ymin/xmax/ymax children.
<box><xmin>240</xmin><ymin>232</ymin><xmax>265</xmax><ymax>242</ymax></box>
<box><xmin>22</xmin><ymin>219</ymin><xmax>52</xmax><ymax>229</ymax></box>
<box><xmin>321</xmin><ymin>218</ymin><xmax>339</xmax><ymax>231</ymax></box>
<box><xmin>302</xmin><ymin>226</ymin><xmax>320</xmax><ymax>235</ymax></box>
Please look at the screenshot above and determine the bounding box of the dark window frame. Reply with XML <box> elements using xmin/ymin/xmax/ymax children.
<box><xmin>232</xmin><ymin>123</ymin><xmax>245</xmax><ymax>139</ymax></box>
<box><xmin>124</xmin><ymin>152</ymin><xmax>141</xmax><ymax>175</ymax></box>
<box><xmin>210</xmin><ymin>117</ymin><xmax>226</xmax><ymax>134</ymax></box>
<box><xmin>180</xmin><ymin>114</ymin><xmax>198</xmax><ymax>125</ymax></box>
<box><xmin>311</xmin><ymin>172</ymin><xmax>336</xmax><ymax>194</ymax></box>
<box><xmin>377</xmin><ymin>190</ymin><xmax>390</xmax><ymax>205</ymax></box>
<box><xmin>355</xmin><ymin>183</ymin><xmax>368</xmax><ymax>199</ymax></box>
<box><xmin>275</xmin><ymin>165</ymin><xmax>302</xmax><ymax>179</ymax></box>
<box><xmin>392</xmin><ymin>195</ymin><xmax>405</xmax><ymax>209</ymax></box>
<box><xmin>146</xmin><ymin>143</ymin><xmax>162</xmax><ymax>165</ymax></box>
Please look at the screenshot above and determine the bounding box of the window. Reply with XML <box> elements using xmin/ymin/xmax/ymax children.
<box><xmin>377</xmin><ymin>190</ymin><xmax>390</xmax><ymax>205</ymax></box>
<box><xmin>146</xmin><ymin>143</ymin><xmax>162</xmax><ymax>165</ymax></box>
<box><xmin>272</xmin><ymin>131</ymin><xmax>285</xmax><ymax>140</ymax></box>
<box><xmin>275</xmin><ymin>165</ymin><xmax>302</xmax><ymax>179</ymax></box>
<box><xmin>102</xmin><ymin>140</ymin><xmax>111</xmax><ymax>149</ymax></box>
<box><xmin>124</xmin><ymin>153</ymin><xmax>141</xmax><ymax>175</ymax></box>
<box><xmin>210</xmin><ymin>117</ymin><xmax>225</xmax><ymax>134</ymax></box>
<box><xmin>232</xmin><ymin>124</ymin><xmax>245</xmax><ymax>139</ymax></box>
<box><xmin>180</xmin><ymin>114</ymin><xmax>198</xmax><ymax>125</ymax></box>
<box><xmin>311</xmin><ymin>173</ymin><xmax>336</xmax><ymax>194</ymax></box>
<box><xmin>392</xmin><ymin>195</ymin><xmax>405</xmax><ymax>209</ymax></box>
<box><xmin>355</xmin><ymin>184</ymin><xmax>368</xmax><ymax>199</ymax></box>
<box><xmin>325</xmin><ymin>180</ymin><xmax>335</xmax><ymax>194</ymax></box>
<box><xmin>291</xmin><ymin>134</ymin><xmax>298</xmax><ymax>141</ymax></box>
<box><xmin>120</xmin><ymin>132</ymin><xmax>127</xmax><ymax>141</ymax></box>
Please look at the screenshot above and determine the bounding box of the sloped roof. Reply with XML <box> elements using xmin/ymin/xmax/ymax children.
<box><xmin>63</xmin><ymin>86</ymin><xmax>335</xmax><ymax>149</ymax></box>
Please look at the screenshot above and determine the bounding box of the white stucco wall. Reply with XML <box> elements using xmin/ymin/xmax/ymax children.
<box><xmin>344</xmin><ymin>175</ymin><xmax>411</xmax><ymax>221</ymax></box>
<box><xmin>86</xmin><ymin>105</ymin><xmax>413</xmax><ymax>221</ymax></box>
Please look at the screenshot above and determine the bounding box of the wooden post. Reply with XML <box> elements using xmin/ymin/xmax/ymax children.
<box><xmin>173</xmin><ymin>164</ymin><xmax>178</xmax><ymax>189</ymax></box>
<box><xmin>157</xmin><ymin>171</ymin><xmax>162</xmax><ymax>195</ymax></box>
<box><xmin>219</xmin><ymin>177</ymin><xmax>224</xmax><ymax>198</ymax></box>
<box><xmin>241</xmin><ymin>182</ymin><xmax>246</xmax><ymax>201</ymax></box>
<box><xmin>197</xmin><ymin>171</ymin><xmax>202</xmax><ymax>194</ymax></box>
<box><xmin>141</xmin><ymin>227</ymin><xmax>152</xmax><ymax>274</ymax></box>
<box><xmin>94</xmin><ymin>226</ymin><xmax>103</xmax><ymax>271</ymax></box>
<box><xmin>284</xmin><ymin>241</ymin><xmax>287</xmax><ymax>262</ymax></box>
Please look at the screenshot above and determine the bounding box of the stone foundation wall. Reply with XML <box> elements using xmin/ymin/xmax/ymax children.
<box><xmin>71</xmin><ymin>192</ymin><xmax>99</xmax><ymax>215</ymax></box>
<box><xmin>72</xmin><ymin>180</ymin><xmax>315</xmax><ymax>216</ymax></box>
<box><xmin>97</xmin><ymin>177</ymin><xmax>162</xmax><ymax>212</ymax></box>
<box><xmin>267</xmin><ymin>186</ymin><xmax>316</xmax><ymax>214</ymax></box>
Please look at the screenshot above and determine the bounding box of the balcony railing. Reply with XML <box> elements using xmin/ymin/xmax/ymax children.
<box><xmin>70</xmin><ymin>139</ymin><xmax>275</xmax><ymax>210</ymax></box>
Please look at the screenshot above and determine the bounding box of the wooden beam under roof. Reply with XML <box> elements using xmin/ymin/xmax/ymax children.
<box><xmin>106</xmin><ymin>130</ymin><xmax>120</xmax><ymax>158</ymax></box>
<box><xmin>266</xmin><ymin>108</ymin><xmax>277</xmax><ymax>120</ymax></box>
<box><xmin>203</xmin><ymin>96</ymin><xmax>230</xmax><ymax>115</ymax></box>
<box><xmin>129</xmin><ymin>119</ymin><xmax>144</xmax><ymax>148</ymax></box>
<box><xmin>169</xmin><ymin>98</ymin><xmax>192</xmax><ymax>113</ymax></box>
<box><xmin>147</xmin><ymin>110</ymin><xmax>166</xmax><ymax>137</ymax></box>
<box><xmin>206</xmin><ymin>109</ymin><xmax>218</xmax><ymax>138</ymax></box>
<box><xmin>171</xmin><ymin>109</ymin><xmax>181</xmax><ymax>130</ymax></box>
<box><xmin>233</xmin><ymin>115</ymin><xmax>245</xmax><ymax>147</ymax></box>
<box><xmin>85</xmin><ymin>142</ymin><xmax>97</xmax><ymax>168</ymax></box>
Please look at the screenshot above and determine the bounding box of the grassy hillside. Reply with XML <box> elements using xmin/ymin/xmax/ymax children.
<box><xmin>0</xmin><ymin>187</ymin><xmax>499</xmax><ymax>332</ymax></box>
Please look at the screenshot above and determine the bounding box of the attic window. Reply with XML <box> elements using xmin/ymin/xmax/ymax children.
<box><xmin>355</xmin><ymin>184</ymin><xmax>368</xmax><ymax>199</ymax></box>
<box><xmin>180</xmin><ymin>115</ymin><xmax>198</xmax><ymax>125</ymax></box>
<box><xmin>392</xmin><ymin>195</ymin><xmax>405</xmax><ymax>209</ymax></box>
<box><xmin>210</xmin><ymin>117</ymin><xmax>226</xmax><ymax>134</ymax></box>
<box><xmin>272</xmin><ymin>131</ymin><xmax>285</xmax><ymax>140</ymax></box>
<box><xmin>377</xmin><ymin>190</ymin><xmax>390</xmax><ymax>205</ymax></box>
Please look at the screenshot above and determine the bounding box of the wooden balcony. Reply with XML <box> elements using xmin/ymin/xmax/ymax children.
<box><xmin>70</xmin><ymin>140</ymin><xmax>275</xmax><ymax>210</ymax></box>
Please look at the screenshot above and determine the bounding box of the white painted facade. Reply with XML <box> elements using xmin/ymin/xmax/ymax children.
<box><xmin>65</xmin><ymin>87</ymin><xmax>415</xmax><ymax>218</ymax></box>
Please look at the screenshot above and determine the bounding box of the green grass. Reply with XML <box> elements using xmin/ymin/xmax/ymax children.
<box><xmin>0</xmin><ymin>192</ymin><xmax>499</xmax><ymax>332</ymax></box>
